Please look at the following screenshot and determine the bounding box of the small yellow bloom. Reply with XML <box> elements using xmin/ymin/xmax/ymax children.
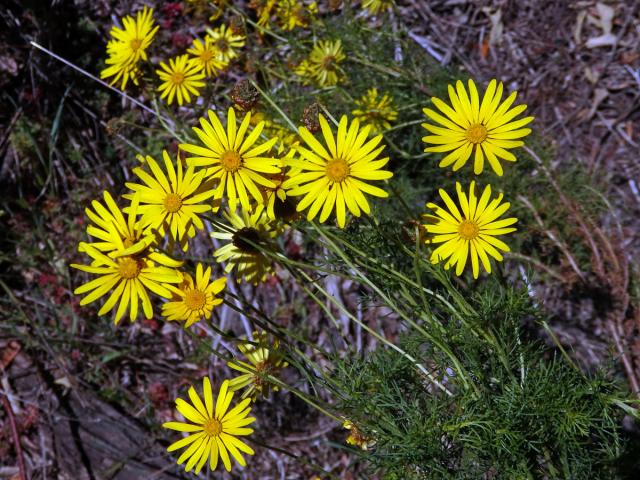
<box><xmin>81</xmin><ymin>191</ymin><xmax>154</xmax><ymax>257</ymax></box>
<box><xmin>250</xmin><ymin>0</ymin><xmax>277</xmax><ymax>27</ymax></box>
<box><xmin>362</xmin><ymin>0</ymin><xmax>393</xmax><ymax>15</ymax></box>
<box><xmin>156</xmin><ymin>55</ymin><xmax>206</xmax><ymax>106</ymax></box>
<box><xmin>276</xmin><ymin>0</ymin><xmax>318</xmax><ymax>30</ymax></box>
<box><xmin>124</xmin><ymin>150</ymin><xmax>214</xmax><ymax>250</ymax></box>
<box><xmin>187</xmin><ymin>36</ymin><xmax>228</xmax><ymax>77</ymax></box>
<box><xmin>422</xmin><ymin>79</ymin><xmax>533</xmax><ymax>175</ymax></box>
<box><xmin>283</xmin><ymin>114</ymin><xmax>393</xmax><ymax>228</ymax></box>
<box><xmin>352</xmin><ymin>88</ymin><xmax>398</xmax><ymax>134</ymax></box>
<box><xmin>293</xmin><ymin>59</ymin><xmax>315</xmax><ymax>86</ymax></box>
<box><xmin>206</xmin><ymin>24</ymin><xmax>246</xmax><ymax>63</ymax></box>
<box><xmin>343</xmin><ymin>420</ymin><xmax>376</xmax><ymax>450</ymax></box>
<box><xmin>162</xmin><ymin>264</ymin><xmax>226</xmax><ymax>327</ymax></box>
<box><xmin>422</xmin><ymin>181</ymin><xmax>518</xmax><ymax>278</ymax></box>
<box><xmin>163</xmin><ymin>378</ymin><xmax>256</xmax><ymax>473</ymax></box>
<box><xmin>211</xmin><ymin>206</ymin><xmax>276</xmax><ymax>284</ymax></box>
<box><xmin>100</xmin><ymin>6</ymin><xmax>158</xmax><ymax>89</ymax></box>
<box><xmin>307</xmin><ymin>39</ymin><xmax>346</xmax><ymax>87</ymax></box>
<box><xmin>179</xmin><ymin>108</ymin><xmax>280</xmax><ymax>213</ymax></box>
<box><xmin>228</xmin><ymin>331</ymin><xmax>288</xmax><ymax>401</ymax></box>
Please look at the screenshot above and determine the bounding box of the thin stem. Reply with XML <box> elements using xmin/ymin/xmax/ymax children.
<box><xmin>29</xmin><ymin>42</ymin><xmax>173</xmax><ymax>126</ymax></box>
<box><xmin>248</xmin><ymin>78</ymin><xmax>298</xmax><ymax>133</ymax></box>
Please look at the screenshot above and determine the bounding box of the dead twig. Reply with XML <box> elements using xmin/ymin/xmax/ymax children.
<box><xmin>517</xmin><ymin>195</ymin><xmax>585</xmax><ymax>281</ymax></box>
<box><xmin>1</xmin><ymin>393</ymin><xmax>27</xmax><ymax>480</ymax></box>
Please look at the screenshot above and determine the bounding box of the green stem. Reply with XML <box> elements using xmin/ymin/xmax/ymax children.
<box><xmin>248</xmin><ymin>79</ymin><xmax>298</xmax><ymax>133</ymax></box>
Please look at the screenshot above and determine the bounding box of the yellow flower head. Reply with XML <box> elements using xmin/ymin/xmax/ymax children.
<box><xmin>163</xmin><ymin>378</ymin><xmax>256</xmax><ymax>473</ymax></box>
<box><xmin>206</xmin><ymin>24</ymin><xmax>246</xmax><ymax>63</ymax></box>
<box><xmin>422</xmin><ymin>79</ymin><xmax>533</xmax><ymax>176</ymax></box>
<box><xmin>211</xmin><ymin>206</ymin><xmax>276</xmax><ymax>284</ymax></box>
<box><xmin>81</xmin><ymin>191</ymin><xmax>155</xmax><ymax>257</ymax></box>
<box><xmin>283</xmin><ymin>114</ymin><xmax>393</xmax><ymax>228</ymax></box>
<box><xmin>308</xmin><ymin>39</ymin><xmax>346</xmax><ymax>87</ymax></box>
<box><xmin>156</xmin><ymin>55</ymin><xmax>206</xmax><ymax>106</ymax></box>
<box><xmin>362</xmin><ymin>0</ymin><xmax>393</xmax><ymax>15</ymax></box>
<box><xmin>227</xmin><ymin>331</ymin><xmax>288</xmax><ymax>401</ymax></box>
<box><xmin>187</xmin><ymin>36</ymin><xmax>228</xmax><ymax>77</ymax></box>
<box><xmin>352</xmin><ymin>88</ymin><xmax>398</xmax><ymax>134</ymax></box>
<box><xmin>71</xmin><ymin>241</ymin><xmax>182</xmax><ymax>324</ymax></box>
<box><xmin>162</xmin><ymin>264</ymin><xmax>226</xmax><ymax>327</ymax></box>
<box><xmin>179</xmin><ymin>108</ymin><xmax>280</xmax><ymax>213</ymax></box>
<box><xmin>343</xmin><ymin>420</ymin><xmax>376</xmax><ymax>450</ymax></box>
<box><xmin>276</xmin><ymin>0</ymin><xmax>318</xmax><ymax>30</ymax></box>
<box><xmin>100</xmin><ymin>6</ymin><xmax>158</xmax><ymax>89</ymax></box>
<box><xmin>124</xmin><ymin>150</ymin><xmax>214</xmax><ymax>250</ymax></box>
<box><xmin>422</xmin><ymin>181</ymin><xmax>518</xmax><ymax>278</ymax></box>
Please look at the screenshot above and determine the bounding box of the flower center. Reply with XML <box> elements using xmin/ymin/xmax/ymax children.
<box><xmin>184</xmin><ymin>289</ymin><xmax>206</xmax><ymax>311</ymax></box>
<box><xmin>326</xmin><ymin>159</ymin><xmax>350</xmax><ymax>183</ymax></box>
<box><xmin>200</xmin><ymin>49</ymin><xmax>214</xmax><ymax>62</ymax></box>
<box><xmin>171</xmin><ymin>71</ymin><xmax>185</xmax><ymax>85</ymax></box>
<box><xmin>465</xmin><ymin>124</ymin><xmax>488</xmax><ymax>144</ymax></box>
<box><xmin>203</xmin><ymin>417</ymin><xmax>223</xmax><ymax>437</ymax></box>
<box><xmin>221</xmin><ymin>150</ymin><xmax>242</xmax><ymax>172</ymax></box>
<box><xmin>322</xmin><ymin>55</ymin><xmax>335</xmax><ymax>70</ymax></box>
<box><xmin>118</xmin><ymin>256</ymin><xmax>142</xmax><ymax>279</ymax></box>
<box><xmin>232</xmin><ymin>227</ymin><xmax>261</xmax><ymax>252</ymax></box>
<box><xmin>458</xmin><ymin>219</ymin><xmax>480</xmax><ymax>240</ymax></box>
<box><xmin>163</xmin><ymin>193</ymin><xmax>183</xmax><ymax>213</ymax></box>
<box><xmin>130</xmin><ymin>38</ymin><xmax>142</xmax><ymax>51</ymax></box>
<box><xmin>216</xmin><ymin>39</ymin><xmax>229</xmax><ymax>52</ymax></box>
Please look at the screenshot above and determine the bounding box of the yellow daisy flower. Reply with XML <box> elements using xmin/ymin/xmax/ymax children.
<box><xmin>100</xmin><ymin>7</ymin><xmax>158</xmax><ymax>90</ymax></box>
<box><xmin>352</xmin><ymin>88</ymin><xmax>398</xmax><ymax>134</ymax></box>
<box><xmin>124</xmin><ymin>150</ymin><xmax>214</xmax><ymax>250</ymax></box>
<box><xmin>422</xmin><ymin>79</ymin><xmax>533</xmax><ymax>176</ymax></box>
<box><xmin>211</xmin><ymin>207</ymin><xmax>276</xmax><ymax>284</ymax></box>
<box><xmin>206</xmin><ymin>24</ymin><xmax>246</xmax><ymax>63</ymax></box>
<box><xmin>227</xmin><ymin>331</ymin><xmax>288</xmax><ymax>401</ymax></box>
<box><xmin>71</xmin><ymin>243</ymin><xmax>182</xmax><ymax>324</ymax></box>
<box><xmin>156</xmin><ymin>55</ymin><xmax>206</xmax><ymax>106</ymax></box>
<box><xmin>422</xmin><ymin>181</ymin><xmax>518</xmax><ymax>278</ymax></box>
<box><xmin>163</xmin><ymin>378</ymin><xmax>256</xmax><ymax>473</ymax></box>
<box><xmin>283</xmin><ymin>114</ymin><xmax>393</xmax><ymax>228</ymax></box>
<box><xmin>187</xmin><ymin>36</ymin><xmax>228</xmax><ymax>77</ymax></box>
<box><xmin>276</xmin><ymin>0</ymin><xmax>318</xmax><ymax>30</ymax></box>
<box><xmin>162</xmin><ymin>264</ymin><xmax>226</xmax><ymax>327</ymax></box>
<box><xmin>362</xmin><ymin>0</ymin><xmax>393</xmax><ymax>15</ymax></box>
<box><xmin>308</xmin><ymin>39</ymin><xmax>346</xmax><ymax>87</ymax></box>
<box><xmin>179</xmin><ymin>108</ymin><xmax>280</xmax><ymax>213</ymax></box>
<box><xmin>81</xmin><ymin>191</ymin><xmax>155</xmax><ymax>257</ymax></box>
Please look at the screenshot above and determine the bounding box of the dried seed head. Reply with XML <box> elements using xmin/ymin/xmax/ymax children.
<box><xmin>229</xmin><ymin>15</ymin><xmax>246</xmax><ymax>36</ymax></box>
<box><xmin>230</xmin><ymin>79</ymin><xmax>260</xmax><ymax>111</ymax></box>
<box><xmin>302</xmin><ymin>102</ymin><xmax>323</xmax><ymax>134</ymax></box>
